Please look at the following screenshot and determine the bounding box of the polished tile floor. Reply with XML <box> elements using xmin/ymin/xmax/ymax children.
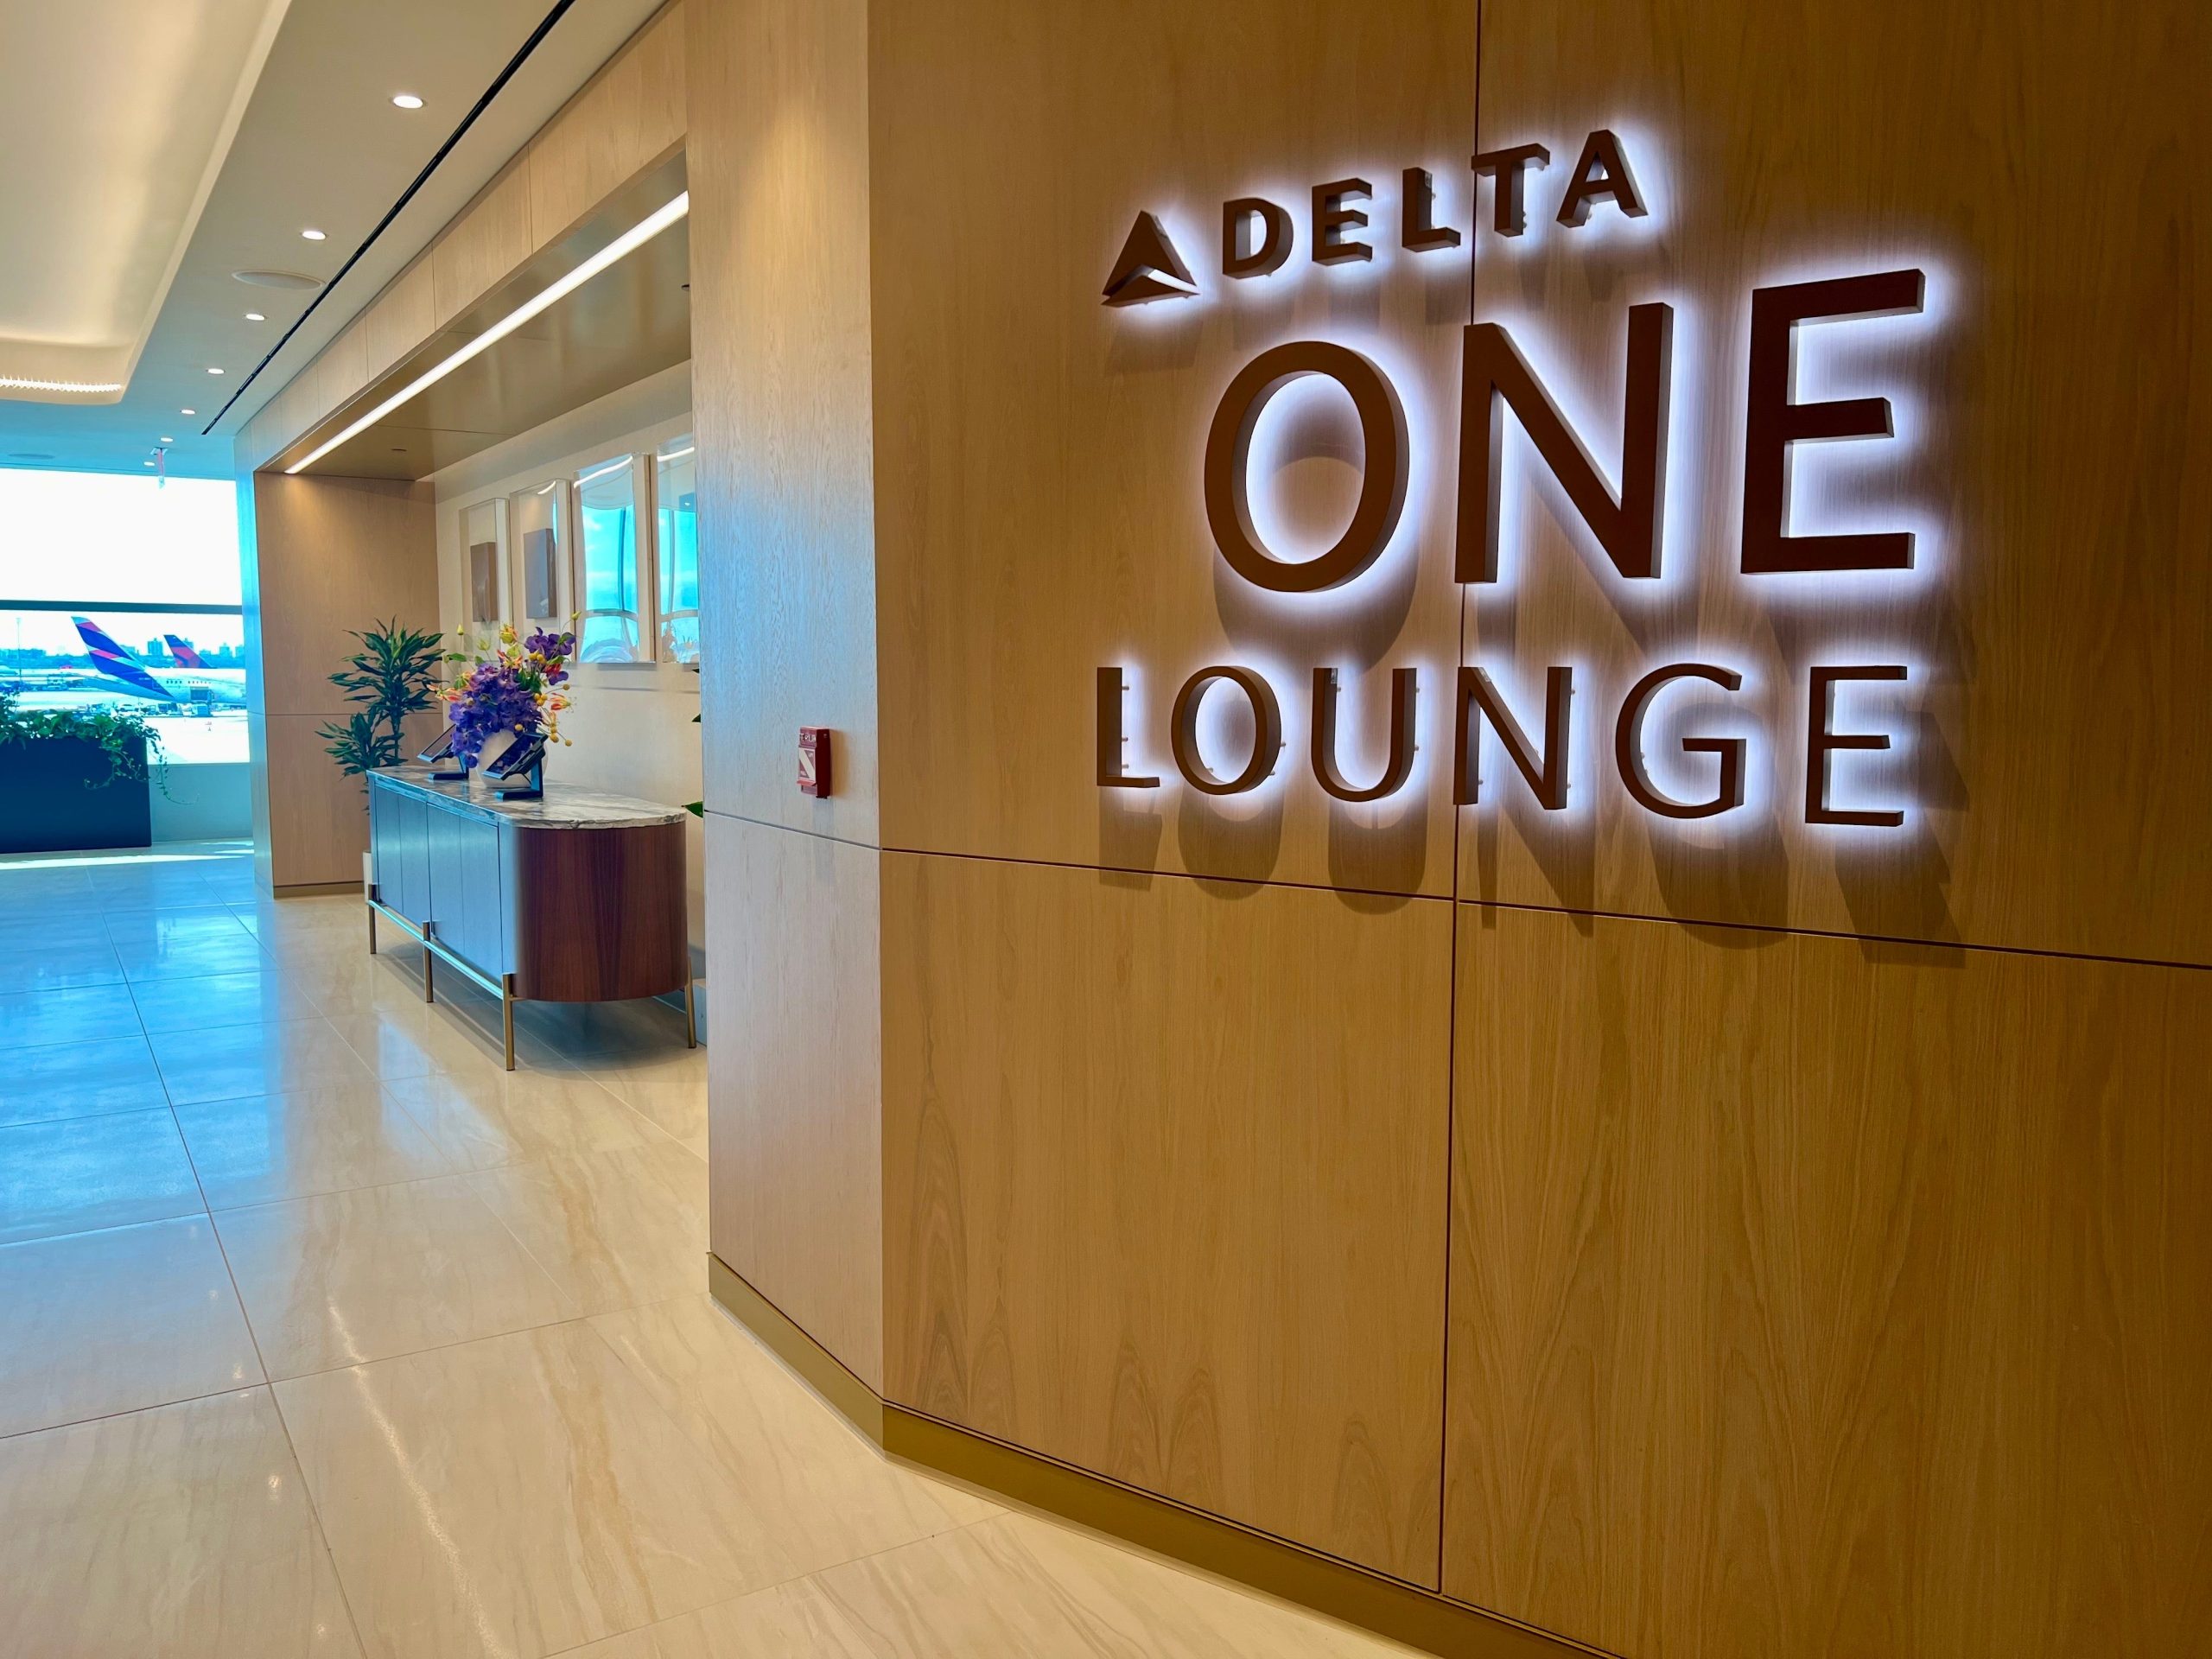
<box><xmin>0</xmin><ymin>843</ymin><xmax>1407</xmax><ymax>1658</ymax></box>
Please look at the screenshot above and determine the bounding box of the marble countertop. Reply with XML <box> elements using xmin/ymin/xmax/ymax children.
<box><xmin>369</xmin><ymin>763</ymin><xmax>689</xmax><ymax>829</ymax></box>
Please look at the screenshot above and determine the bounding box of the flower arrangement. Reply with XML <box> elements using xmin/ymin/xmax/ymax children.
<box><xmin>442</xmin><ymin>623</ymin><xmax>575</xmax><ymax>770</ymax></box>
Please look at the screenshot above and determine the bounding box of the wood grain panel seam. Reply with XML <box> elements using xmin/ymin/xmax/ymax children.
<box><xmin>1458</xmin><ymin>896</ymin><xmax>2212</xmax><ymax>975</ymax></box>
<box><xmin>875</xmin><ymin>836</ymin><xmax>1460</xmax><ymax>910</ymax></box>
<box><xmin>708</xmin><ymin>806</ymin><xmax>882</xmax><ymax>854</ymax></box>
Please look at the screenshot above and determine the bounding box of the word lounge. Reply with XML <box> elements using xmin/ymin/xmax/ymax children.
<box><xmin>1096</xmin><ymin>661</ymin><xmax>1910</xmax><ymax>827</ymax></box>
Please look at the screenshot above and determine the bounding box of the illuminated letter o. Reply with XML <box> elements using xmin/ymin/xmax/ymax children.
<box><xmin>1204</xmin><ymin>340</ymin><xmax>1408</xmax><ymax>593</ymax></box>
<box><xmin>1170</xmin><ymin>666</ymin><xmax>1283</xmax><ymax>795</ymax></box>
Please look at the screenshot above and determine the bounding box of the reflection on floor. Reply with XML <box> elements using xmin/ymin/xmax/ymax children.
<box><xmin>0</xmin><ymin>843</ymin><xmax>1407</xmax><ymax>1658</ymax></box>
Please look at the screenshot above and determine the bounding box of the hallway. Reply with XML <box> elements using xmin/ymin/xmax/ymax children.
<box><xmin>0</xmin><ymin>846</ymin><xmax>1402</xmax><ymax>1658</ymax></box>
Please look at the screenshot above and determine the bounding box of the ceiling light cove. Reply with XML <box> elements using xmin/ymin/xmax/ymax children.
<box><xmin>391</xmin><ymin>92</ymin><xmax>424</xmax><ymax>109</ymax></box>
<box><xmin>207</xmin><ymin>366</ymin><xmax>226</xmax><ymax>375</ymax></box>
<box><xmin>288</xmin><ymin>191</ymin><xmax>694</xmax><ymax>475</ymax></box>
<box><xmin>0</xmin><ymin>374</ymin><xmax>125</xmax><ymax>397</ymax></box>
<box><xmin>181</xmin><ymin>408</ymin><xmax>196</xmax><ymax>416</ymax></box>
<box><xmin>245</xmin><ymin>311</ymin><xmax>265</xmax><ymax>321</ymax></box>
<box><xmin>301</xmin><ymin>228</ymin><xmax>327</xmax><ymax>241</ymax></box>
<box><xmin>0</xmin><ymin>0</ymin><xmax>289</xmax><ymax>405</ymax></box>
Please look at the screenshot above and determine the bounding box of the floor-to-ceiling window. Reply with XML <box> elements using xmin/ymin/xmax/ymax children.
<box><xmin>0</xmin><ymin>468</ymin><xmax>246</xmax><ymax>766</ymax></box>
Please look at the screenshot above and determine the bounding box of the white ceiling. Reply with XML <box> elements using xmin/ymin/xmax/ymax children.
<box><xmin>0</xmin><ymin>0</ymin><xmax>665</xmax><ymax>479</ymax></box>
<box><xmin>0</xmin><ymin>0</ymin><xmax>288</xmax><ymax>398</ymax></box>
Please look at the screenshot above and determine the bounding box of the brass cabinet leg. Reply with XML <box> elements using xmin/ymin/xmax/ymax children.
<box><xmin>502</xmin><ymin>975</ymin><xmax>517</xmax><ymax>1072</ymax></box>
<box><xmin>684</xmin><ymin>978</ymin><xmax>697</xmax><ymax>1048</ymax></box>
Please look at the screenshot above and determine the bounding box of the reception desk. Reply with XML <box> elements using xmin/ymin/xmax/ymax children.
<box><xmin>365</xmin><ymin>764</ymin><xmax>691</xmax><ymax>1067</ymax></box>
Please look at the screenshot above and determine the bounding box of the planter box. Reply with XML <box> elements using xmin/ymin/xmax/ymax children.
<box><xmin>0</xmin><ymin>734</ymin><xmax>151</xmax><ymax>854</ymax></box>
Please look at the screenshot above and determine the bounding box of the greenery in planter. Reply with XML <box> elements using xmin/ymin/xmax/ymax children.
<box><xmin>0</xmin><ymin>687</ymin><xmax>165</xmax><ymax>789</ymax></box>
<box><xmin>319</xmin><ymin>620</ymin><xmax>444</xmax><ymax>779</ymax></box>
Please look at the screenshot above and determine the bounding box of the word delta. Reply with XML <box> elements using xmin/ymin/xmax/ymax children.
<box><xmin>1096</xmin><ymin>662</ymin><xmax>1909</xmax><ymax>828</ymax></box>
<box><xmin>1100</xmin><ymin>130</ymin><xmax>1646</xmax><ymax>306</ymax></box>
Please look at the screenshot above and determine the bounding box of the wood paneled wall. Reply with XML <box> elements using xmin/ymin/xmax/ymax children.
<box><xmin>1446</xmin><ymin>905</ymin><xmax>2212</xmax><ymax>1657</ymax></box>
<box><xmin>881</xmin><ymin>852</ymin><xmax>1453</xmax><ymax>1583</ymax></box>
<box><xmin>236</xmin><ymin>1</ymin><xmax>688</xmax><ymax>473</ymax></box>
<box><xmin>1456</xmin><ymin>0</ymin><xmax>2212</xmax><ymax>967</ymax></box>
<box><xmin>869</xmin><ymin>0</ymin><xmax>1478</xmax><ymax>898</ymax></box>
<box><xmin>681</xmin><ymin>0</ymin><xmax>2212</xmax><ymax>1649</ymax></box>
<box><xmin>242</xmin><ymin>474</ymin><xmax>437</xmax><ymax>890</ymax></box>
<box><xmin>690</xmin><ymin>0</ymin><xmax>886</xmax><ymax>1387</ymax></box>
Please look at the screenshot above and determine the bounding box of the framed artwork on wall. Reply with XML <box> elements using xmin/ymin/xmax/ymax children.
<box><xmin>573</xmin><ymin>453</ymin><xmax>652</xmax><ymax>664</ymax></box>
<box><xmin>508</xmin><ymin>479</ymin><xmax>569</xmax><ymax>632</ymax></box>
<box><xmin>655</xmin><ymin>434</ymin><xmax>699</xmax><ymax>664</ymax></box>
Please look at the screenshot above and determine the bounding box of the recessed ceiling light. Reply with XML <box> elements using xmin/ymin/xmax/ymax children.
<box><xmin>181</xmin><ymin>408</ymin><xmax>196</xmax><ymax>416</ymax></box>
<box><xmin>245</xmin><ymin>311</ymin><xmax>265</xmax><ymax>321</ymax></box>
<box><xmin>207</xmin><ymin>366</ymin><xmax>224</xmax><ymax>374</ymax></box>
<box><xmin>160</xmin><ymin>436</ymin><xmax>175</xmax><ymax>444</ymax></box>
<box><xmin>143</xmin><ymin>459</ymin><xmax>156</xmax><ymax>467</ymax></box>
<box><xmin>301</xmin><ymin>228</ymin><xmax>327</xmax><ymax>241</ymax></box>
<box><xmin>391</xmin><ymin>92</ymin><xmax>423</xmax><ymax>109</ymax></box>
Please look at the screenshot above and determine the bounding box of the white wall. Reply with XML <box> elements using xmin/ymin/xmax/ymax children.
<box><xmin>430</xmin><ymin>363</ymin><xmax>705</xmax><ymax>960</ymax></box>
<box><xmin>152</xmin><ymin>760</ymin><xmax>251</xmax><ymax>842</ymax></box>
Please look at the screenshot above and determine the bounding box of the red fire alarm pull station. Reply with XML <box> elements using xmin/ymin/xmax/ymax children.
<box><xmin>798</xmin><ymin>727</ymin><xmax>832</xmax><ymax>798</ymax></box>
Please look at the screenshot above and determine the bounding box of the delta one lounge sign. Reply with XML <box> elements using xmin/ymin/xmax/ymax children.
<box><xmin>1095</xmin><ymin>131</ymin><xmax>1935</xmax><ymax>830</ymax></box>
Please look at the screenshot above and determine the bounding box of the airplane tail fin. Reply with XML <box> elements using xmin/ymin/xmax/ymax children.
<box><xmin>163</xmin><ymin>634</ymin><xmax>209</xmax><ymax>668</ymax></box>
<box><xmin>73</xmin><ymin>617</ymin><xmax>170</xmax><ymax>698</ymax></box>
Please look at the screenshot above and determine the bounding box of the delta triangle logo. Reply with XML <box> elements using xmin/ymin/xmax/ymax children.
<box><xmin>1101</xmin><ymin>211</ymin><xmax>1198</xmax><ymax>307</ymax></box>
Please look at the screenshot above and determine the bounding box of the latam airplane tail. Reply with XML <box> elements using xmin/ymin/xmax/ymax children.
<box><xmin>73</xmin><ymin>617</ymin><xmax>171</xmax><ymax>699</ymax></box>
<box><xmin>163</xmin><ymin>634</ymin><xmax>208</xmax><ymax>667</ymax></box>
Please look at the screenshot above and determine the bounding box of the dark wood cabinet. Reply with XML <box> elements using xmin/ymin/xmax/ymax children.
<box><xmin>365</xmin><ymin>766</ymin><xmax>691</xmax><ymax>1065</ymax></box>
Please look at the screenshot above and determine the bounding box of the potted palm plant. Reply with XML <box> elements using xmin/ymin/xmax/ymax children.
<box><xmin>319</xmin><ymin>620</ymin><xmax>444</xmax><ymax>784</ymax></box>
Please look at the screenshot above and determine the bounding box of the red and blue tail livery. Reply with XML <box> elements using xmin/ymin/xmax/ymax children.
<box><xmin>163</xmin><ymin>634</ymin><xmax>208</xmax><ymax>667</ymax></box>
<box><xmin>73</xmin><ymin>617</ymin><xmax>171</xmax><ymax>697</ymax></box>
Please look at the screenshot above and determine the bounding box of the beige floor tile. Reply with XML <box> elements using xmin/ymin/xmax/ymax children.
<box><xmin>0</xmin><ymin>982</ymin><xmax>143</xmax><ymax>1049</ymax></box>
<box><xmin>0</xmin><ymin>912</ymin><xmax>115</xmax><ymax>955</ymax></box>
<box><xmin>126</xmin><ymin>966</ymin><xmax>322</xmax><ymax>1033</ymax></box>
<box><xmin>383</xmin><ymin>1066</ymin><xmax>664</xmax><ymax>1170</ymax></box>
<box><xmin>561</xmin><ymin>1580</ymin><xmax>879</xmax><ymax>1658</ymax></box>
<box><xmin>0</xmin><ymin>1388</ymin><xmax>360</xmax><ymax>1658</ymax></box>
<box><xmin>464</xmin><ymin>1141</ymin><xmax>707</xmax><ymax>1315</ymax></box>
<box><xmin>175</xmin><ymin>1081</ymin><xmax>462</xmax><ymax>1209</ymax></box>
<box><xmin>586</xmin><ymin>1047</ymin><xmax>709</xmax><ymax>1155</ymax></box>
<box><xmin>0</xmin><ymin>1216</ymin><xmax>262</xmax><ymax>1439</ymax></box>
<box><xmin>276</xmin><ymin>1322</ymin><xmax>801</xmax><ymax>1659</ymax></box>
<box><xmin>213</xmin><ymin>1175</ymin><xmax>577</xmax><ymax>1379</ymax></box>
<box><xmin>128</xmin><ymin>960</ymin><xmax>322</xmax><ymax>1039</ymax></box>
<box><xmin>282</xmin><ymin>949</ymin><xmax>437</xmax><ymax>1017</ymax></box>
<box><xmin>107</xmin><ymin>910</ymin><xmax>271</xmax><ymax>982</ymax></box>
<box><xmin>0</xmin><ymin>1036</ymin><xmax>169</xmax><ymax>1127</ymax></box>
<box><xmin>813</xmin><ymin>1511</ymin><xmax>1414</xmax><ymax>1657</ymax></box>
<box><xmin>591</xmin><ymin>1295</ymin><xmax>988</xmax><ymax>1574</ymax></box>
<box><xmin>0</xmin><ymin>1109</ymin><xmax>204</xmax><ymax>1245</ymax></box>
<box><xmin>149</xmin><ymin>1014</ymin><xmax>376</xmax><ymax>1105</ymax></box>
<box><xmin>0</xmin><ymin>941</ymin><xmax>126</xmax><ymax>995</ymax></box>
<box><xmin>325</xmin><ymin>1001</ymin><xmax>517</xmax><ymax>1081</ymax></box>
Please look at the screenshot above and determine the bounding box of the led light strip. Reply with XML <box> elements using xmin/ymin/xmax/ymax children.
<box><xmin>0</xmin><ymin>375</ymin><xmax>124</xmax><ymax>394</ymax></box>
<box><xmin>574</xmin><ymin>457</ymin><xmax>632</xmax><ymax>487</ymax></box>
<box><xmin>285</xmin><ymin>189</ymin><xmax>690</xmax><ymax>474</ymax></box>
